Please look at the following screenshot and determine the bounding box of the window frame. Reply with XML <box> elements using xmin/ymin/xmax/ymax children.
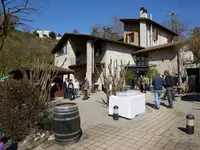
<box><xmin>56</xmin><ymin>44</ymin><xmax>67</xmax><ymax>56</ymax></box>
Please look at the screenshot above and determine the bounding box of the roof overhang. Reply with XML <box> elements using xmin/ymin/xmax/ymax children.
<box><xmin>51</xmin><ymin>33</ymin><xmax>144</xmax><ymax>54</ymax></box>
<box><xmin>131</xmin><ymin>39</ymin><xmax>188</xmax><ymax>55</ymax></box>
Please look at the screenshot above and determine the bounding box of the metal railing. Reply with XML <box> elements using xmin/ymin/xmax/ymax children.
<box><xmin>136</xmin><ymin>60</ymin><xmax>149</xmax><ymax>66</ymax></box>
<box><xmin>69</xmin><ymin>57</ymin><xmax>86</xmax><ymax>66</ymax></box>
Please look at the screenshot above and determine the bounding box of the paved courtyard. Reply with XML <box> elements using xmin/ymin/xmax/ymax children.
<box><xmin>35</xmin><ymin>91</ymin><xmax>200</xmax><ymax>150</ymax></box>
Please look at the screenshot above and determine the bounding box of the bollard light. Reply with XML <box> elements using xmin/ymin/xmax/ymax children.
<box><xmin>186</xmin><ymin>114</ymin><xmax>195</xmax><ymax>135</ymax></box>
<box><xmin>113</xmin><ymin>105</ymin><xmax>119</xmax><ymax>120</ymax></box>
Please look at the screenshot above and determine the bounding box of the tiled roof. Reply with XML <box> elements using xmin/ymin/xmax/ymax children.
<box><xmin>131</xmin><ymin>40</ymin><xmax>188</xmax><ymax>55</ymax></box>
<box><xmin>120</xmin><ymin>18</ymin><xmax>179</xmax><ymax>36</ymax></box>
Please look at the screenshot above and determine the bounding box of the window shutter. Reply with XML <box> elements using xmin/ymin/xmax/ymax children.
<box><xmin>125</xmin><ymin>34</ymin><xmax>128</xmax><ymax>43</ymax></box>
<box><xmin>153</xmin><ymin>31</ymin><xmax>156</xmax><ymax>41</ymax></box>
<box><xmin>168</xmin><ymin>36</ymin><xmax>172</xmax><ymax>43</ymax></box>
<box><xmin>156</xmin><ymin>30</ymin><xmax>158</xmax><ymax>40</ymax></box>
<box><xmin>131</xmin><ymin>32</ymin><xmax>134</xmax><ymax>42</ymax></box>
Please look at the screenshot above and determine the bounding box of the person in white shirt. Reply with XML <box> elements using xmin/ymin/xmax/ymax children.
<box><xmin>74</xmin><ymin>79</ymin><xmax>79</xmax><ymax>99</ymax></box>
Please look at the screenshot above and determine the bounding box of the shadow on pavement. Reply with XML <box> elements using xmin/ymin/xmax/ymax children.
<box><xmin>146</xmin><ymin>102</ymin><xmax>156</xmax><ymax>109</ymax></box>
<box><xmin>178</xmin><ymin>127</ymin><xmax>186</xmax><ymax>134</ymax></box>
<box><xmin>181</xmin><ymin>94</ymin><xmax>200</xmax><ymax>102</ymax></box>
<box><xmin>160</xmin><ymin>102</ymin><xmax>168</xmax><ymax>108</ymax></box>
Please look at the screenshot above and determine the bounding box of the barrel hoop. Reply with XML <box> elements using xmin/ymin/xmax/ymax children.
<box><xmin>54</xmin><ymin>129</ymin><xmax>80</xmax><ymax>136</ymax></box>
<box><xmin>55</xmin><ymin>105</ymin><xmax>78</xmax><ymax>111</ymax></box>
<box><xmin>55</xmin><ymin>134</ymin><xmax>80</xmax><ymax>142</ymax></box>
<box><xmin>53</xmin><ymin>115</ymin><xmax>80</xmax><ymax>121</ymax></box>
<box><xmin>53</xmin><ymin>110</ymin><xmax>79</xmax><ymax>115</ymax></box>
<box><xmin>54</xmin><ymin>108</ymin><xmax>78</xmax><ymax>113</ymax></box>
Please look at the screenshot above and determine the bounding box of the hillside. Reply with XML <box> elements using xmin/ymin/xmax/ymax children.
<box><xmin>0</xmin><ymin>30</ymin><xmax>56</xmax><ymax>76</ymax></box>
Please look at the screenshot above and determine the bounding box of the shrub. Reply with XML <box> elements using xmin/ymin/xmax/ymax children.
<box><xmin>0</xmin><ymin>80</ymin><xmax>46</xmax><ymax>141</ymax></box>
<box><xmin>49</xmin><ymin>31</ymin><xmax>56</xmax><ymax>39</ymax></box>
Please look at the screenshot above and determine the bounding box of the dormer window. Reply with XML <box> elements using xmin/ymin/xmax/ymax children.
<box><xmin>153</xmin><ymin>30</ymin><xmax>158</xmax><ymax>41</ymax></box>
<box><xmin>57</xmin><ymin>45</ymin><xmax>67</xmax><ymax>55</ymax></box>
<box><xmin>125</xmin><ymin>32</ymin><xmax>135</xmax><ymax>43</ymax></box>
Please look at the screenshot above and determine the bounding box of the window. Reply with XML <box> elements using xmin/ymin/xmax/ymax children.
<box><xmin>168</xmin><ymin>36</ymin><xmax>173</xmax><ymax>43</ymax></box>
<box><xmin>94</xmin><ymin>42</ymin><xmax>102</xmax><ymax>56</ymax></box>
<box><xmin>125</xmin><ymin>32</ymin><xmax>135</xmax><ymax>43</ymax></box>
<box><xmin>57</xmin><ymin>45</ymin><xmax>67</xmax><ymax>55</ymax></box>
<box><xmin>153</xmin><ymin>30</ymin><xmax>158</xmax><ymax>41</ymax></box>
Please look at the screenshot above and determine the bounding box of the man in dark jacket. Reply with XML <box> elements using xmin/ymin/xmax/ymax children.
<box><xmin>164</xmin><ymin>70</ymin><xmax>174</xmax><ymax>108</ymax></box>
<box><xmin>62</xmin><ymin>78</ymin><xmax>69</xmax><ymax>99</ymax></box>
<box><xmin>152</xmin><ymin>73</ymin><xmax>165</xmax><ymax>109</ymax></box>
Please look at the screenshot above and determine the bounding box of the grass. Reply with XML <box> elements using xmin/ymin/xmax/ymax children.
<box><xmin>0</xmin><ymin>29</ymin><xmax>56</xmax><ymax>77</ymax></box>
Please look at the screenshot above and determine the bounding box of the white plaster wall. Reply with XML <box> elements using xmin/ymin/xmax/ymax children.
<box><xmin>105</xmin><ymin>43</ymin><xmax>136</xmax><ymax>66</ymax></box>
<box><xmin>141</xmin><ymin>24</ymin><xmax>174</xmax><ymax>47</ymax></box>
<box><xmin>149</xmin><ymin>50</ymin><xmax>177</xmax><ymax>76</ymax></box>
<box><xmin>151</xmin><ymin>26</ymin><xmax>174</xmax><ymax>47</ymax></box>
<box><xmin>93</xmin><ymin>43</ymin><xmax>137</xmax><ymax>90</ymax></box>
<box><xmin>140</xmin><ymin>21</ymin><xmax>147</xmax><ymax>47</ymax></box>
<box><xmin>148</xmin><ymin>47</ymin><xmax>194</xmax><ymax>79</ymax></box>
<box><xmin>54</xmin><ymin>39</ymin><xmax>76</xmax><ymax>81</ymax></box>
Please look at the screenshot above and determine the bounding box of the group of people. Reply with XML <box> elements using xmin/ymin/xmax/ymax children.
<box><xmin>62</xmin><ymin>77</ymin><xmax>90</xmax><ymax>100</ymax></box>
<box><xmin>152</xmin><ymin>70</ymin><xmax>176</xmax><ymax>109</ymax></box>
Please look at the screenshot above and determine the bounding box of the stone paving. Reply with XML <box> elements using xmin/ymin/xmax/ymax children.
<box><xmin>35</xmin><ymin>91</ymin><xmax>200</xmax><ymax>150</ymax></box>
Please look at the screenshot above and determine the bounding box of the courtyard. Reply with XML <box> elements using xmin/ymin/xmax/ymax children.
<box><xmin>33</xmin><ymin>91</ymin><xmax>200</xmax><ymax>150</ymax></box>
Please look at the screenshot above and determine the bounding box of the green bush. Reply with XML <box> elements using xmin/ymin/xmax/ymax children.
<box><xmin>0</xmin><ymin>80</ymin><xmax>47</xmax><ymax>141</ymax></box>
<box><xmin>49</xmin><ymin>31</ymin><xmax>56</xmax><ymax>39</ymax></box>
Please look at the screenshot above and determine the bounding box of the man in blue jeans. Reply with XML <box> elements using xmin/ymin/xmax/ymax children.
<box><xmin>152</xmin><ymin>73</ymin><xmax>165</xmax><ymax>109</ymax></box>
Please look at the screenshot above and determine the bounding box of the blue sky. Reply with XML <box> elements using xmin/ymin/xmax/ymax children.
<box><xmin>25</xmin><ymin>0</ymin><xmax>200</xmax><ymax>34</ymax></box>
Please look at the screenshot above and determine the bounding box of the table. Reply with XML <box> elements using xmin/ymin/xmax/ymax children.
<box><xmin>116</xmin><ymin>90</ymin><xmax>140</xmax><ymax>96</ymax></box>
<box><xmin>109</xmin><ymin>93</ymin><xmax>146</xmax><ymax>119</ymax></box>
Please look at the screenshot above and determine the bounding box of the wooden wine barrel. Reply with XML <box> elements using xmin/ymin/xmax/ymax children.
<box><xmin>52</xmin><ymin>102</ymin><xmax>82</xmax><ymax>143</ymax></box>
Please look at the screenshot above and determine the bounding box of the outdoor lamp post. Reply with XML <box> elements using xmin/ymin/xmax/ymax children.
<box><xmin>186</xmin><ymin>114</ymin><xmax>195</xmax><ymax>135</ymax></box>
<box><xmin>113</xmin><ymin>105</ymin><xmax>119</xmax><ymax>120</ymax></box>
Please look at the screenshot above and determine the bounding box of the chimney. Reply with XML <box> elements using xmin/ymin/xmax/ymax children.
<box><xmin>150</xmin><ymin>13</ymin><xmax>152</xmax><ymax>20</ymax></box>
<box><xmin>140</xmin><ymin>7</ymin><xmax>148</xmax><ymax>19</ymax></box>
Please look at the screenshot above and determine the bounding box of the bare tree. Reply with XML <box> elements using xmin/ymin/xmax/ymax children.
<box><xmin>95</xmin><ymin>60</ymin><xmax>130</xmax><ymax>106</ymax></box>
<box><xmin>91</xmin><ymin>15</ymin><xmax>123</xmax><ymax>41</ymax></box>
<box><xmin>0</xmin><ymin>0</ymin><xmax>37</xmax><ymax>51</ymax></box>
<box><xmin>73</xmin><ymin>29</ymin><xmax>79</xmax><ymax>34</ymax></box>
<box><xmin>189</xmin><ymin>27</ymin><xmax>200</xmax><ymax>61</ymax></box>
<box><xmin>162</xmin><ymin>18</ymin><xmax>191</xmax><ymax>40</ymax></box>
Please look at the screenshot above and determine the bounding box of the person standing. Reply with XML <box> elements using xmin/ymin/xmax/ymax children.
<box><xmin>62</xmin><ymin>78</ymin><xmax>69</xmax><ymax>99</ymax></box>
<box><xmin>139</xmin><ymin>75</ymin><xmax>145</xmax><ymax>92</ymax></box>
<box><xmin>164</xmin><ymin>70</ymin><xmax>174</xmax><ymax>108</ymax></box>
<box><xmin>83</xmin><ymin>77</ymin><xmax>89</xmax><ymax>100</ymax></box>
<box><xmin>68</xmin><ymin>79</ymin><xmax>74</xmax><ymax>100</ymax></box>
<box><xmin>162</xmin><ymin>75</ymin><xmax>175</xmax><ymax>101</ymax></box>
<box><xmin>74</xmin><ymin>79</ymin><xmax>79</xmax><ymax>99</ymax></box>
<box><xmin>144</xmin><ymin>75</ymin><xmax>149</xmax><ymax>92</ymax></box>
<box><xmin>152</xmin><ymin>73</ymin><xmax>165</xmax><ymax>109</ymax></box>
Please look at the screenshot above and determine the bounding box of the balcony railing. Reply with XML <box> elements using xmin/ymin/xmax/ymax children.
<box><xmin>69</xmin><ymin>57</ymin><xmax>86</xmax><ymax>66</ymax></box>
<box><xmin>136</xmin><ymin>60</ymin><xmax>149</xmax><ymax>67</ymax></box>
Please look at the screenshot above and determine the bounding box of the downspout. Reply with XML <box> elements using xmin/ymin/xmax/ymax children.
<box><xmin>150</xmin><ymin>13</ymin><xmax>153</xmax><ymax>47</ymax></box>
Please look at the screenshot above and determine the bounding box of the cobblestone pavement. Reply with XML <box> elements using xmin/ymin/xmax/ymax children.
<box><xmin>35</xmin><ymin>92</ymin><xmax>200</xmax><ymax>150</ymax></box>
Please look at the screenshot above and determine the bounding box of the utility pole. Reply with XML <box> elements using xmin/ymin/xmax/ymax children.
<box><xmin>168</xmin><ymin>11</ymin><xmax>180</xmax><ymax>84</ymax></box>
<box><xmin>168</xmin><ymin>11</ymin><xmax>178</xmax><ymax>35</ymax></box>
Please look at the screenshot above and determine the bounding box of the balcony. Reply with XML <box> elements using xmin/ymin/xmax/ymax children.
<box><xmin>136</xmin><ymin>57</ymin><xmax>149</xmax><ymax>67</ymax></box>
<box><xmin>69</xmin><ymin>57</ymin><xmax>86</xmax><ymax>68</ymax></box>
